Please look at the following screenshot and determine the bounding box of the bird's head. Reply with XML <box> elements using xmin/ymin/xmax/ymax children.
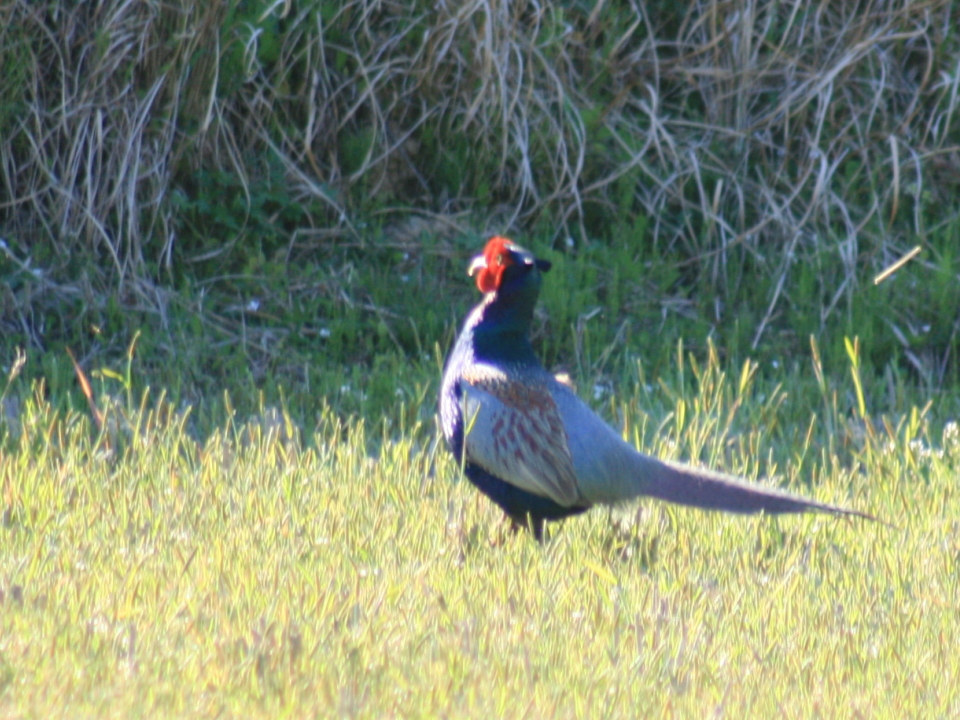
<box><xmin>468</xmin><ymin>236</ymin><xmax>552</xmax><ymax>295</ymax></box>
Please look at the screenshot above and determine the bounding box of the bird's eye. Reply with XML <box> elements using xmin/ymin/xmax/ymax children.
<box><xmin>495</xmin><ymin>253</ymin><xmax>504</xmax><ymax>266</ymax></box>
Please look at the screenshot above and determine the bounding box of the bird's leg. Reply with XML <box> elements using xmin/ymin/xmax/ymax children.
<box><xmin>501</xmin><ymin>513</ymin><xmax>549</xmax><ymax>542</ymax></box>
<box><xmin>513</xmin><ymin>513</ymin><xmax>547</xmax><ymax>542</ymax></box>
<box><xmin>507</xmin><ymin>516</ymin><xmax>526</xmax><ymax>535</ymax></box>
<box><xmin>488</xmin><ymin>514</ymin><xmax>522</xmax><ymax>547</ymax></box>
<box><xmin>530</xmin><ymin>517</ymin><xmax>547</xmax><ymax>542</ymax></box>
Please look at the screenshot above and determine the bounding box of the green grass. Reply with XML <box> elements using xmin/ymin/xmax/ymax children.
<box><xmin>2</xmin><ymin>348</ymin><xmax>958</xmax><ymax>718</ymax></box>
<box><xmin>3</xmin><ymin>0</ymin><xmax>960</xmax><ymax>713</ymax></box>
<box><xmin>8</xmin><ymin>219</ymin><xmax>960</xmax><ymax>441</ymax></box>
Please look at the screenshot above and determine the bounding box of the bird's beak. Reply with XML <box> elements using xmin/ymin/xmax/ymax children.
<box><xmin>467</xmin><ymin>254</ymin><xmax>487</xmax><ymax>277</ymax></box>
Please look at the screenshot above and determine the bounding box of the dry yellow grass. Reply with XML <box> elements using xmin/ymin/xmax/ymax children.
<box><xmin>2</xmin><ymin>0</ymin><xmax>957</xmax><ymax>299</ymax></box>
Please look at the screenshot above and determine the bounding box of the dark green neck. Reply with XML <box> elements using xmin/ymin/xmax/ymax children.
<box><xmin>470</xmin><ymin>281</ymin><xmax>540</xmax><ymax>365</ymax></box>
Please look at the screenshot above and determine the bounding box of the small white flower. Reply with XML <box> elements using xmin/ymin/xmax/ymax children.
<box><xmin>943</xmin><ymin>421</ymin><xmax>959</xmax><ymax>447</ymax></box>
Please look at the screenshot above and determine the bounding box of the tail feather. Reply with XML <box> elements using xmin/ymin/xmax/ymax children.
<box><xmin>641</xmin><ymin>457</ymin><xmax>876</xmax><ymax>522</ymax></box>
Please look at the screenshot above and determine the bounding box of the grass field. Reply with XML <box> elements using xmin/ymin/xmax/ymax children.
<box><xmin>3</xmin><ymin>0</ymin><xmax>960</xmax><ymax>716</ymax></box>
<box><xmin>2</xmin><ymin>348</ymin><xmax>958</xmax><ymax>718</ymax></box>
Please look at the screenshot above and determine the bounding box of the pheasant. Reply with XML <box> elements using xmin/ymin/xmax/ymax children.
<box><xmin>439</xmin><ymin>236</ymin><xmax>874</xmax><ymax>538</ymax></box>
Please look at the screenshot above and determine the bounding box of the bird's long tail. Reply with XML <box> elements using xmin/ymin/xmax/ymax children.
<box><xmin>637</xmin><ymin>455</ymin><xmax>876</xmax><ymax>521</ymax></box>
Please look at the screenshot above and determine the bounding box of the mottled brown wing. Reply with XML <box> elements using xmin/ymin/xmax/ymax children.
<box><xmin>460</xmin><ymin>366</ymin><xmax>581</xmax><ymax>507</ymax></box>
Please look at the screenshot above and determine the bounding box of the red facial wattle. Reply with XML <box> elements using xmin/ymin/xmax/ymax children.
<box><xmin>471</xmin><ymin>236</ymin><xmax>516</xmax><ymax>293</ymax></box>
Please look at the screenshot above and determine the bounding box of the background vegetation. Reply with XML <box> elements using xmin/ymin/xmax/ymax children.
<box><xmin>2</xmin><ymin>0</ymin><xmax>960</xmax><ymax>714</ymax></box>
<box><xmin>2</xmin><ymin>0</ymin><xmax>960</xmax><ymax>425</ymax></box>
